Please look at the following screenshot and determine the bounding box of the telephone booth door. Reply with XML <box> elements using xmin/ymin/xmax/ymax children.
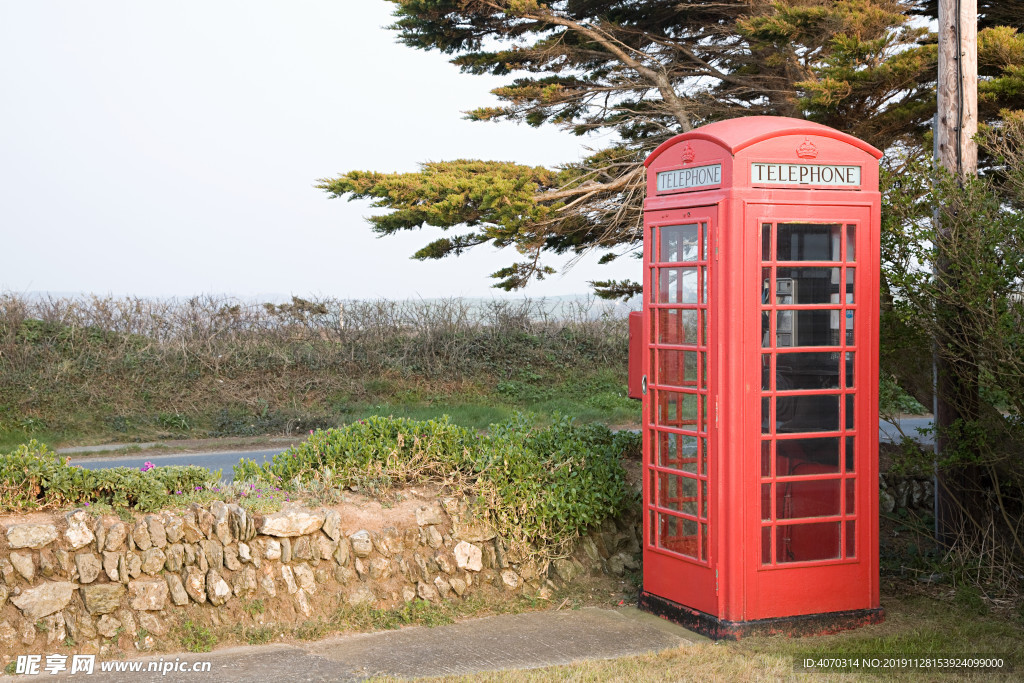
<box><xmin>747</xmin><ymin>202</ymin><xmax>877</xmax><ymax>617</ymax></box>
<box><xmin>642</xmin><ymin>205</ymin><xmax>717</xmax><ymax>616</ymax></box>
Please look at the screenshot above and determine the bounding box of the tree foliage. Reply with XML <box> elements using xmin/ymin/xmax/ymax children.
<box><xmin>884</xmin><ymin>116</ymin><xmax>1024</xmax><ymax>582</ymax></box>
<box><xmin>319</xmin><ymin>1</ymin><xmax>1023</xmax><ymax>297</ymax></box>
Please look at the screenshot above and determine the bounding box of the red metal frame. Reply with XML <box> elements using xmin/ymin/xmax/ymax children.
<box><xmin>638</xmin><ymin>117</ymin><xmax>883</xmax><ymax>637</ymax></box>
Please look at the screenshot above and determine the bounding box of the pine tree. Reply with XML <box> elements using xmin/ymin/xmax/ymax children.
<box><xmin>318</xmin><ymin>0</ymin><xmax>1024</xmax><ymax>297</ymax></box>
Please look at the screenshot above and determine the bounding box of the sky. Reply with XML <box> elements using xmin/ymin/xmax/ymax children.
<box><xmin>0</xmin><ymin>1</ymin><xmax>638</xmax><ymax>301</ymax></box>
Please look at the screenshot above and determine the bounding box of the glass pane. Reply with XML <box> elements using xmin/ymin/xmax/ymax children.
<box><xmin>762</xmin><ymin>223</ymin><xmax>772</xmax><ymax>261</ymax></box>
<box><xmin>700</xmin><ymin>437</ymin><xmax>708</xmax><ymax>475</ymax></box>
<box><xmin>701</xmin><ymin>480</ymin><xmax>708</xmax><ymax>518</ymax></box>
<box><xmin>701</xmin><ymin>223</ymin><xmax>708</xmax><ymax>261</ymax></box>
<box><xmin>845</xmin><ymin>437</ymin><xmax>855</xmax><ymax>472</ymax></box>
<box><xmin>846</xmin><ymin>269</ymin><xmax>855</xmax><ymax>303</ymax></box>
<box><xmin>761</xmin><ymin>440</ymin><xmax>771</xmax><ymax>477</ymax></box>
<box><xmin>761</xmin><ymin>396</ymin><xmax>771</xmax><ymax>434</ymax></box>
<box><xmin>775</xmin><ymin>309</ymin><xmax>795</xmax><ymax>347</ymax></box>
<box><xmin>762</xmin><ymin>354</ymin><xmax>772</xmax><ymax>390</ymax></box>
<box><xmin>846</xmin><ymin>394</ymin><xmax>854</xmax><ymax>430</ymax></box>
<box><xmin>845</xmin><ymin>520</ymin><xmax>856</xmax><ymax>557</ymax></box>
<box><xmin>658</xmin><ymin>268</ymin><xmax>692</xmax><ymax>304</ymax></box>
<box><xmin>659</xmin><ymin>350</ymin><xmax>698</xmax><ymax>387</ymax></box>
<box><xmin>762</xmin><ymin>304</ymin><xmax>773</xmax><ymax>348</ymax></box>
<box><xmin>649</xmin><ymin>268</ymin><xmax>656</xmax><ymax>302</ymax></box>
<box><xmin>649</xmin><ymin>510</ymin><xmax>656</xmax><ymax>546</ymax></box>
<box><xmin>776</xmin><ymin>267</ymin><xmax>842</xmax><ymax>304</ymax></box>
<box><xmin>658</xmin><ymin>309</ymin><xmax>698</xmax><ymax>346</ymax></box>
<box><xmin>658</xmin><ymin>391</ymin><xmax>698</xmax><ymax>428</ymax></box>
<box><xmin>762</xmin><ymin>526</ymin><xmax>772</xmax><ymax>564</ymax></box>
<box><xmin>761</xmin><ymin>266</ymin><xmax>772</xmax><ymax>307</ymax></box>
<box><xmin>659</xmin><ymin>514</ymin><xmax>698</xmax><ymax>558</ymax></box>
<box><xmin>776</xmin><ymin>310</ymin><xmax>841</xmax><ymax>347</ymax></box>
<box><xmin>661</xmin><ymin>224</ymin><xmax>699</xmax><ymax>262</ymax></box>
<box><xmin>845</xmin><ymin>352</ymin><xmax>855</xmax><ymax>388</ymax></box>
<box><xmin>846</xmin><ymin>479</ymin><xmax>855</xmax><ymax>514</ymax></box>
<box><xmin>699</xmin><ymin>396</ymin><xmax>707</xmax><ymax>432</ymax></box>
<box><xmin>776</xmin><ymin>395</ymin><xmax>840</xmax><ymax>432</ymax></box>
<box><xmin>845</xmin><ymin>310</ymin><xmax>855</xmax><ymax>345</ymax></box>
<box><xmin>776</xmin><ymin>352</ymin><xmax>840</xmax><ymax>391</ymax></box>
<box><xmin>700</xmin><ymin>353</ymin><xmax>707</xmax><ymax>389</ymax></box>
<box><xmin>659</xmin><ymin>431</ymin><xmax>698</xmax><ymax>471</ymax></box>
<box><xmin>700</xmin><ymin>523</ymin><xmax>708</xmax><ymax>560</ymax></box>
<box><xmin>761</xmin><ymin>483</ymin><xmax>772</xmax><ymax>521</ymax></box>
<box><xmin>658</xmin><ymin>472</ymin><xmax>698</xmax><ymax>515</ymax></box>
<box><xmin>701</xmin><ymin>267</ymin><xmax>707</xmax><ymax>304</ymax></box>
<box><xmin>700</xmin><ymin>310</ymin><xmax>707</xmax><ymax>345</ymax></box>
<box><xmin>777</xmin><ymin>479</ymin><xmax>841</xmax><ymax>519</ymax></box>
<box><xmin>777</xmin><ymin>223</ymin><xmax>841</xmax><ymax>261</ymax></box>
<box><xmin>846</xmin><ymin>224</ymin><xmax>856</xmax><ymax>262</ymax></box>
<box><xmin>777</xmin><ymin>437</ymin><xmax>840</xmax><ymax>475</ymax></box>
<box><xmin>777</xmin><ymin>522</ymin><xmax>841</xmax><ymax>563</ymax></box>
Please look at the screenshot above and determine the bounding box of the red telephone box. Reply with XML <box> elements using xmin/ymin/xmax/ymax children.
<box><xmin>636</xmin><ymin>117</ymin><xmax>884</xmax><ymax>638</ymax></box>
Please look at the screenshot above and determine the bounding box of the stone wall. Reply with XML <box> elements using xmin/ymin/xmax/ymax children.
<box><xmin>879</xmin><ymin>474</ymin><xmax>934</xmax><ymax>514</ymax></box>
<box><xmin>0</xmin><ymin>497</ymin><xmax>640</xmax><ymax>663</ymax></box>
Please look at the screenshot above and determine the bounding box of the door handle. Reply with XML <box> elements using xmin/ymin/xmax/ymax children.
<box><xmin>641</xmin><ymin>375</ymin><xmax>648</xmax><ymax>395</ymax></box>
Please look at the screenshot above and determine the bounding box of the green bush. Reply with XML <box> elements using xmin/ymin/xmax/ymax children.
<box><xmin>0</xmin><ymin>440</ymin><xmax>218</xmax><ymax>511</ymax></box>
<box><xmin>235</xmin><ymin>414</ymin><xmax>634</xmax><ymax>555</ymax></box>
<box><xmin>234</xmin><ymin>415</ymin><xmax>478</xmax><ymax>486</ymax></box>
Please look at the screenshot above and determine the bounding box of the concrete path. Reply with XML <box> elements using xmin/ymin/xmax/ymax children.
<box><xmin>18</xmin><ymin>608</ymin><xmax>701</xmax><ymax>682</ymax></box>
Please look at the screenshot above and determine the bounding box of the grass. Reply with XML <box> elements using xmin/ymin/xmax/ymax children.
<box><xmin>1</xmin><ymin>371</ymin><xmax>640</xmax><ymax>450</ymax></box>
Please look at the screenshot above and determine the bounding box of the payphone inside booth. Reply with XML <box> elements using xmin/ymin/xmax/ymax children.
<box><xmin>635</xmin><ymin>117</ymin><xmax>884</xmax><ymax>639</ymax></box>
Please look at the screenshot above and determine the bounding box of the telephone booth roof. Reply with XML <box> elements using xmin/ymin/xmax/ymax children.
<box><xmin>645</xmin><ymin>116</ymin><xmax>883</xmax><ymax>166</ymax></box>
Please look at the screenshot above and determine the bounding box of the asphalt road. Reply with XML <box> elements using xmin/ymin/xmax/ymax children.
<box><xmin>67</xmin><ymin>448</ymin><xmax>283</xmax><ymax>482</ymax></box>
<box><xmin>65</xmin><ymin>417</ymin><xmax>935</xmax><ymax>480</ymax></box>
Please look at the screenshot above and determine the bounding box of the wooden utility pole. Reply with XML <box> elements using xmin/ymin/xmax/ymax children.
<box><xmin>936</xmin><ymin>0</ymin><xmax>978</xmax><ymax>177</ymax></box>
<box><xmin>934</xmin><ymin>0</ymin><xmax>978</xmax><ymax>548</ymax></box>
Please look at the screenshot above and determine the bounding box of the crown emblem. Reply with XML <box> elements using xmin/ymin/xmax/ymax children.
<box><xmin>680</xmin><ymin>144</ymin><xmax>696</xmax><ymax>164</ymax></box>
<box><xmin>796</xmin><ymin>139</ymin><xmax>818</xmax><ymax>159</ymax></box>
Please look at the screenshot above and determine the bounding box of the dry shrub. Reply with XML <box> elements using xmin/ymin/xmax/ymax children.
<box><xmin>0</xmin><ymin>294</ymin><xmax>629</xmax><ymax>435</ymax></box>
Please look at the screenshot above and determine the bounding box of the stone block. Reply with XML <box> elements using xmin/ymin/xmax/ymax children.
<box><xmin>80</xmin><ymin>584</ymin><xmax>125</xmax><ymax>615</ymax></box>
<box><xmin>75</xmin><ymin>553</ymin><xmax>102</xmax><ymax>584</ymax></box>
<box><xmin>129</xmin><ymin>579</ymin><xmax>168</xmax><ymax>611</ymax></box>
<box><xmin>6</xmin><ymin>523</ymin><xmax>58</xmax><ymax>549</ymax></box>
<box><xmin>12</xmin><ymin>582</ymin><xmax>74</xmax><ymax>619</ymax></box>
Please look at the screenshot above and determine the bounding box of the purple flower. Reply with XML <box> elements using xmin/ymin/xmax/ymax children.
<box><xmin>139</xmin><ymin>461</ymin><xmax>155</xmax><ymax>472</ymax></box>
<box><xmin>175</xmin><ymin>490</ymin><xmax>182</xmax><ymax>495</ymax></box>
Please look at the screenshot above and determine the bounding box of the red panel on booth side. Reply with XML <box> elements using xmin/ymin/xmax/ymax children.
<box><xmin>628</xmin><ymin>311</ymin><xmax>643</xmax><ymax>400</ymax></box>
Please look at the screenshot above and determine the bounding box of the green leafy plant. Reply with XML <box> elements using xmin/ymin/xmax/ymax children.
<box><xmin>0</xmin><ymin>440</ymin><xmax>218</xmax><ymax>512</ymax></box>
<box><xmin>236</xmin><ymin>414</ymin><xmax>633</xmax><ymax>557</ymax></box>
<box><xmin>178</xmin><ymin>620</ymin><xmax>217</xmax><ymax>653</ymax></box>
<box><xmin>242</xmin><ymin>599</ymin><xmax>265</xmax><ymax>616</ymax></box>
